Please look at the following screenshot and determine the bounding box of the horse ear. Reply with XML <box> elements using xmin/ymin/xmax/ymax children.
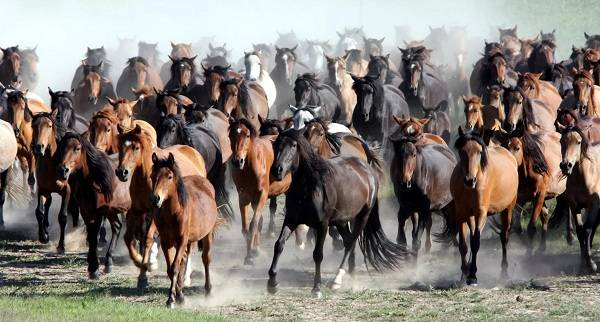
<box><xmin>392</xmin><ymin>115</ymin><xmax>404</xmax><ymax>125</ymax></box>
<box><xmin>106</xmin><ymin>96</ymin><xmax>118</xmax><ymax>107</ymax></box>
<box><xmin>379</xmin><ymin>37</ymin><xmax>385</xmax><ymax>44</ymax></box>
<box><xmin>189</xmin><ymin>55</ymin><xmax>197</xmax><ymax>62</ymax></box>
<box><xmin>384</xmin><ymin>53</ymin><xmax>390</xmax><ymax>60</ymax></box>
<box><xmin>369</xmin><ymin>54</ymin><xmax>375</xmax><ymax>61</ymax></box>
<box><xmin>585</xmin><ymin>32</ymin><xmax>591</xmax><ymax>40</ymax></box>
<box><xmin>362</xmin><ymin>36</ymin><xmax>368</xmax><ymax>43</ymax></box>
<box><xmin>170</xmin><ymin>42</ymin><xmax>176</xmax><ymax>49</ymax></box>
<box><xmin>531</xmin><ymin>72</ymin><xmax>543</xmax><ymax>79</ymax></box>
<box><xmin>133</xmin><ymin>124</ymin><xmax>142</xmax><ymax>134</ymax></box>
<box><xmin>337</xmin><ymin>31</ymin><xmax>343</xmax><ymax>38</ymax></box>
<box><xmin>429</xmin><ymin>25</ymin><xmax>434</xmax><ymax>32</ymax></box>
<box><xmin>552</xmin><ymin>29</ymin><xmax>556</xmax><ymax>34</ymax></box>
<box><xmin>96</xmin><ymin>61</ymin><xmax>103</xmax><ymax>69</ymax></box>
<box><xmin>153</xmin><ymin>87</ymin><xmax>160</xmax><ymax>96</ymax></box>
<box><xmin>208</xmin><ymin>43</ymin><xmax>214</xmax><ymax>51</ymax></box>
<box><xmin>532</xmin><ymin>34</ymin><xmax>540</xmax><ymax>42</ymax></box>
<box><xmin>236</xmin><ymin>78</ymin><xmax>244</xmax><ymax>86</ymax></box>
<box><xmin>291</xmin><ymin>45</ymin><xmax>298</xmax><ymax>52</ymax></box>
<box><xmin>312</xmin><ymin>106</ymin><xmax>322</xmax><ymax>114</ymax></box>
<box><xmin>48</xmin><ymin>87</ymin><xmax>55</xmax><ymax>98</ymax></box>
<box><xmin>289</xmin><ymin>105</ymin><xmax>298</xmax><ymax>113</ymax></box>
<box><xmin>152</xmin><ymin>152</ymin><xmax>159</xmax><ymax>164</ymax></box>
<box><xmin>167</xmin><ymin>153</ymin><xmax>175</xmax><ymax>166</ymax></box>
<box><xmin>181</xmin><ymin>103</ymin><xmax>195</xmax><ymax>111</ymax></box>
<box><xmin>275</xmin><ymin>46</ymin><xmax>281</xmax><ymax>52</ymax></box>
<box><xmin>461</xmin><ymin>95</ymin><xmax>469</xmax><ymax>106</ymax></box>
<box><xmin>168</xmin><ymin>55</ymin><xmax>176</xmax><ymax>62</ymax></box>
<box><xmin>257</xmin><ymin>114</ymin><xmax>264</xmax><ymax>125</ymax></box>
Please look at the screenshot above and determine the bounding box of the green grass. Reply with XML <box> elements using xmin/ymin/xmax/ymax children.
<box><xmin>0</xmin><ymin>296</ymin><xmax>231</xmax><ymax>322</ymax></box>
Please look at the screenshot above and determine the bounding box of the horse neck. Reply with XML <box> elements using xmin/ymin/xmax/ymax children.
<box><xmin>133</xmin><ymin>147</ymin><xmax>153</xmax><ymax>189</ymax></box>
<box><xmin>160</xmin><ymin>189</ymin><xmax>184</xmax><ymax>220</ymax></box>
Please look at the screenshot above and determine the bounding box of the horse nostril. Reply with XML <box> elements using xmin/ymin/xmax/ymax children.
<box><xmin>151</xmin><ymin>195</ymin><xmax>161</xmax><ymax>207</ymax></box>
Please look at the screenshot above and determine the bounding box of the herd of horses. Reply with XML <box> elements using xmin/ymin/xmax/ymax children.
<box><xmin>2</xmin><ymin>25</ymin><xmax>600</xmax><ymax>307</ymax></box>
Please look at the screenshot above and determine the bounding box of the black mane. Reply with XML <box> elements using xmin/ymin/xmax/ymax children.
<box><xmin>152</xmin><ymin>156</ymin><xmax>188</xmax><ymax>207</ymax></box>
<box><xmin>454</xmin><ymin>131</ymin><xmax>488</xmax><ymax>170</ymax></box>
<box><xmin>305</xmin><ymin>118</ymin><xmax>342</xmax><ymax>155</ymax></box>
<box><xmin>277</xmin><ymin>129</ymin><xmax>332</xmax><ymax>189</ymax></box>
<box><xmin>229</xmin><ymin>117</ymin><xmax>257</xmax><ymax>137</ymax></box>
<box><xmin>520</xmin><ymin>131</ymin><xmax>549</xmax><ymax>175</ymax></box>
<box><xmin>127</xmin><ymin>56</ymin><xmax>149</xmax><ymax>67</ymax></box>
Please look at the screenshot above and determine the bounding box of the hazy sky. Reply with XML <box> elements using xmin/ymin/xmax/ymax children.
<box><xmin>0</xmin><ymin>0</ymin><xmax>580</xmax><ymax>97</ymax></box>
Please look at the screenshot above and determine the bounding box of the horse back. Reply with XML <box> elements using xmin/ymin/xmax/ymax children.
<box><xmin>158</xmin><ymin>145</ymin><xmax>207</xmax><ymax>178</ymax></box>
<box><xmin>326</xmin><ymin>156</ymin><xmax>377</xmax><ymax>221</ymax></box>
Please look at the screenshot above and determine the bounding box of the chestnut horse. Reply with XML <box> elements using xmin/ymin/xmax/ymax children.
<box><xmin>325</xmin><ymin>55</ymin><xmax>357</xmax><ymax>126</ymax></box>
<box><xmin>560</xmin><ymin>70</ymin><xmax>600</xmax><ymax>117</ymax></box>
<box><xmin>106</xmin><ymin>97</ymin><xmax>157</xmax><ymax>146</ymax></box>
<box><xmin>116</xmin><ymin>56</ymin><xmax>163</xmax><ymax>100</ymax></box>
<box><xmin>440</xmin><ymin>128</ymin><xmax>518</xmax><ymax>285</ymax></box>
<box><xmin>115</xmin><ymin>125</ymin><xmax>206</xmax><ymax>289</ymax></box>
<box><xmin>150</xmin><ymin>153</ymin><xmax>219</xmax><ymax>308</ymax></box>
<box><xmin>558</xmin><ymin>126</ymin><xmax>600</xmax><ymax>274</ymax></box>
<box><xmin>88</xmin><ymin>109</ymin><xmax>119</xmax><ymax>154</ymax></box>
<box><xmin>203</xmin><ymin>64</ymin><xmax>241</xmax><ymax>105</ymax></box>
<box><xmin>56</xmin><ymin>132</ymin><xmax>129</xmax><ymax>278</ymax></box>
<box><xmin>228</xmin><ymin>118</ymin><xmax>291</xmax><ymax>265</ymax></box>
<box><xmin>219</xmin><ymin>78</ymin><xmax>269</xmax><ymax>131</ymax></box>
<box><xmin>73</xmin><ymin>62</ymin><xmax>117</xmax><ymax>119</ymax></box>
<box><xmin>462</xmin><ymin>95</ymin><xmax>505</xmax><ymax>137</ymax></box>
<box><xmin>267</xmin><ymin>129</ymin><xmax>410</xmax><ymax>297</ymax></box>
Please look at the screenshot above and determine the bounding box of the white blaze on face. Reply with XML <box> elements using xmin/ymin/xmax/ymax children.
<box><xmin>245</xmin><ymin>54</ymin><xmax>261</xmax><ymax>80</ymax></box>
<box><xmin>406</xmin><ymin>125</ymin><xmax>415</xmax><ymax>134</ymax></box>
<box><xmin>236</xmin><ymin>127</ymin><xmax>242</xmax><ymax>134</ymax></box>
<box><xmin>123</xmin><ymin>140</ymin><xmax>132</xmax><ymax>147</ymax></box>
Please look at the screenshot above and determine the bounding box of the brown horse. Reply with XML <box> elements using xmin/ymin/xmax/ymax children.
<box><xmin>202</xmin><ymin>64</ymin><xmax>241</xmax><ymax>105</ymax></box>
<box><xmin>229</xmin><ymin>118</ymin><xmax>291</xmax><ymax>265</ymax></box>
<box><xmin>88</xmin><ymin>108</ymin><xmax>120</xmax><ymax>154</ymax></box>
<box><xmin>504</xmin><ymin>87</ymin><xmax>557</xmax><ymax>134</ymax></box>
<box><xmin>150</xmin><ymin>153</ymin><xmax>219</xmax><ymax>308</ymax></box>
<box><xmin>155</xmin><ymin>88</ymin><xmax>194</xmax><ymax>116</ymax></box>
<box><xmin>116</xmin><ymin>56</ymin><xmax>163</xmax><ymax>100</ymax></box>
<box><xmin>73</xmin><ymin>62</ymin><xmax>117</xmax><ymax>119</ymax></box>
<box><xmin>115</xmin><ymin>125</ymin><xmax>206</xmax><ymax>288</ymax></box>
<box><xmin>504</xmin><ymin>129</ymin><xmax>566</xmax><ymax>252</ymax></box>
<box><xmin>304</xmin><ymin>118</ymin><xmax>367</xmax><ymax>160</ymax></box>
<box><xmin>558</xmin><ymin>126</ymin><xmax>600</xmax><ymax>273</ymax></box>
<box><xmin>391</xmin><ymin>115</ymin><xmax>446</xmax><ymax>145</ymax></box>
<box><xmin>0</xmin><ymin>46</ymin><xmax>20</xmax><ymax>87</ymax></box>
<box><xmin>441</xmin><ymin>127</ymin><xmax>518</xmax><ymax>285</ymax></box>
<box><xmin>463</xmin><ymin>95</ymin><xmax>504</xmax><ymax>134</ymax></box>
<box><xmin>583</xmin><ymin>48</ymin><xmax>600</xmax><ymax>85</ymax></box>
<box><xmin>106</xmin><ymin>97</ymin><xmax>157</xmax><ymax>146</ymax></box>
<box><xmin>325</xmin><ymin>54</ymin><xmax>357</xmax><ymax>126</ymax></box>
<box><xmin>5</xmin><ymin>89</ymin><xmax>50</xmax><ymax>190</ymax></box>
<box><xmin>56</xmin><ymin>132</ymin><xmax>129</xmax><ymax>278</ymax></box>
<box><xmin>517</xmin><ymin>72</ymin><xmax>562</xmax><ymax>112</ymax></box>
<box><xmin>159</xmin><ymin>42</ymin><xmax>194</xmax><ymax>83</ymax></box>
<box><xmin>220</xmin><ymin>78</ymin><xmax>269</xmax><ymax>130</ymax></box>
<box><xmin>31</xmin><ymin>113</ymin><xmax>77</xmax><ymax>251</ymax></box>
<box><xmin>560</xmin><ymin>70</ymin><xmax>600</xmax><ymax>117</ymax></box>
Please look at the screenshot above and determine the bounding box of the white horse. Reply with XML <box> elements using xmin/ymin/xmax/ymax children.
<box><xmin>244</xmin><ymin>51</ymin><xmax>277</xmax><ymax>109</ymax></box>
<box><xmin>289</xmin><ymin>105</ymin><xmax>351</xmax><ymax>134</ymax></box>
<box><xmin>0</xmin><ymin>117</ymin><xmax>18</xmax><ymax>228</ymax></box>
<box><xmin>304</xmin><ymin>41</ymin><xmax>330</xmax><ymax>73</ymax></box>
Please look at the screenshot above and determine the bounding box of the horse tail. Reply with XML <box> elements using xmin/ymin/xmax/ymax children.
<box><xmin>211</xmin><ymin>162</ymin><xmax>235</xmax><ymax>224</ymax></box>
<box><xmin>361</xmin><ymin>139</ymin><xmax>384</xmax><ymax>181</ymax></box>
<box><xmin>433</xmin><ymin>200</ymin><xmax>458</xmax><ymax>245</ymax></box>
<box><xmin>358</xmin><ymin>199</ymin><xmax>413</xmax><ymax>271</ymax></box>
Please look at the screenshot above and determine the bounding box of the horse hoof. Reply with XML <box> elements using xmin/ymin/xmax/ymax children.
<box><xmin>104</xmin><ymin>265</ymin><xmax>113</xmax><ymax>274</ymax></box>
<box><xmin>88</xmin><ymin>270</ymin><xmax>100</xmax><ymax>280</ymax></box>
<box><xmin>56</xmin><ymin>246</ymin><xmax>65</xmax><ymax>255</ymax></box>
<box><xmin>39</xmin><ymin>233</ymin><xmax>50</xmax><ymax>244</ymax></box>
<box><xmin>137</xmin><ymin>277</ymin><xmax>148</xmax><ymax>290</ymax></box>
<box><xmin>176</xmin><ymin>294</ymin><xmax>185</xmax><ymax>305</ymax></box>
<box><xmin>267</xmin><ymin>280</ymin><xmax>279</xmax><ymax>294</ymax></box>
<box><xmin>466</xmin><ymin>277</ymin><xmax>478</xmax><ymax>286</ymax></box>
<box><xmin>312</xmin><ymin>289</ymin><xmax>323</xmax><ymax>299</ymax></box>
<box><xmin>166</xmin><ymin>301</ymin><xmax>176</xmax><ymax>309</ymax></box>
<box><xmin>329</xmin><ymin>282</ymin><xmax>342</xmax><ymax>291</ymax></box>
<box><xmin>243</xmin><ymin>256</ymin><xmax>255</xmax><ymax>266</ymax></box>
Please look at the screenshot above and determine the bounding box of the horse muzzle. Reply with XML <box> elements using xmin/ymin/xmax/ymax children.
<box><xmin>232</xmin><ymin>158</ymin><xmax>245</xmax><ymax>170</ymax></box>
<box><xmin>271</xmin><ymin>165</ymin><xmax>284</xmax><ymax>181</ymax></box>
<box><xmin>463</xmin><ymin>176</ymin><xmax>477</xmax><ymax>189</ymax></box>
<box><xmin>151</xmin><ymin>194</ymin><xmax>163</xmax><ymax>208</ymax></box>
<box><xmin>400</xmin><ymin>181</ymin><xmax>412</xmax><ymax>190</ymax></box>
<box><xmin>33</xmin><ymin>144</ymin><xmax>45</xmax><ymax>157</ymax></box>
<box><xmin>363</xmin><ymin>113</ymin><xmax>370</xmax><ymax>122</ymax></box>
<box><xmin>58</xmin><ymin>165</ymin><xmax>70</xmax><ymax>180</ymax></box>
<box><xmin>88</xmin><ymin>96</ymin><xmax>98</xmax><ymax>105</ymax></box>
<box><xmin>115</xmin><ymin>167</ymin><xmax>130</xmax><ymax>182</ymax></box>
<box><xmin>560</xmin><ymin>161</ymin><xmax>574</xmax><ymax>175</ymax></box>
<box><xmin>503</xmin><ymin>121</ymin><xmax>517</xmax><ymax>133</ymax></box>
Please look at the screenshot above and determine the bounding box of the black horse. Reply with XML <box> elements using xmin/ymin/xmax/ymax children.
<box><xmin>164</xmin><ymin>55</ymin><xmax>201</xmax><ymax>93</ymax></box>
<box><xmin>293</xmin><ymin>73</ymin><xmax>341</xmax><ymax>123</ymax></box>
<box><xmin>48</xmin><ymin>88</ymin><xmax>88</xmax><ymax>137</ymax></box>
<box><xmin>527</xmin><ymin>39</ymin><xmax>556</xmax><ymax>80</ymax></box>
<box><xmin>156</xmin><ymin>113</ymin><xmax>234</xmax><ymax>222</ymax></box>
<box><xmin>267</xmin><ymin>129</ymin><xmax>411</xmax><ymax>297</ymax></box>
<box><xmin>351</xmin><ymin>74</ymin><xmax>409</xmax><ymax>143</ymax></box>
<box><xmin>367</xmin><ymin>54</ymin><xmax>403</xmax><ymax>87</ymax></box>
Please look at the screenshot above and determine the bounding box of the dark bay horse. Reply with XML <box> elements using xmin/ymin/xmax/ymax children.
<box><xmin>73</xmin><ymin>62</ymin><xmax>117</xmax><ymax>119</ymax></box>
<box><xmin>294</xmin><ymin>73</ymin><xmax>341</xmax><ymax>123</ymax></box>
<box><xmin>422</xmin><ymin>102</ymin><xmax>451</xmax><ymax>143</ymax></box>
<box><xmin>56</xmin><ymin>132</ymin><xmax>128</xmax><ymax>278</ymax></box>
<box><xmin>470</xmin><ymin>42</ymin><xmax>517</xmax><ymax>101</ymax></box>
<box><xmin>150</xmin><ymin>153</ymin><xmax>220</xmax><ymax>308</ymax></box>
<box><xmin>267</xmin><ymin>129</ymin><xmax>411</xmax><ymax>297</ymax></box>
<box><xmin>164</xmin><ymin>56</ymin><xmax>201</xmax><ymax>93</ymax></box>
<box><xmin>201</xmin><ymin>64</ymin><xmax>241</xmax><ymax>105</ymax></box>
<box><xmin>71</xmin><ymin>47</ymin><xmax>112</xmax><ymax>90</ymax></box>
<box><xmin>48</xmin><ymin>88</ymin><xmax>88</xmax><ymax>136</ymax></box>
<box><xmin>116</xmin><ymin>56</ymin><xmax>163</xmax><ymax>100</ymax></box>
<box><xmin>0</xmin><ymin>46</ymin><xmax>20</xmax><ymax>87</ymax></box>
<box><xmin>351</xmin><ymin>74</ymin><xmax>409</xmax><ymax>143</ymax></box>
<box><xmin>390</xmin><ymin>135</ymin><xmax>456</xmax><ymax>254</ymax></box>
<box><xmin>367</xmin><ymin>54</ymin><xmax>402</xmax><ymax>87</ymax></box>
<box><xmin>156</xmin><ymin>113</ymin><xmax>234</xmax><ymax>222</ymax></box>
<box><xmin>159</xmin><ymin>42</ymin><xmax>194</xmax><ymax>84</ymax></box>
<box><xmin>527</xmin><ymin>40</ymin><xmax>556</xmax><ymax>81</ymax></box>
<box><xmin>440</xmin><ymin>128</ymin><xmax>518</xmax><ymax>285</ymax></box>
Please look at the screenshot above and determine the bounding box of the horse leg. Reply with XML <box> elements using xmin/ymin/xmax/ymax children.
<box><xmin>267</xmin><ymin>221</ymin><xmax>295</xmax><ymax>294</ymax></box>
<box><xmin>26</xmin><ymin>153</ymin><xmax>36</xmax><ymax>190</ymax></box>
<box><xmin>176</xmin><ymin>245</ymin><xmax>191</xmax><ymax>305</ymax></box>
<box><xmin>246</xmin><ymin>195</ymin><xmax>268</xmax><ymax>265</ymax></box>
<box><xmin>202</xmin><ymin>232</ymin><xmax>214</xmax><ymax>296</ymax></box>
<box><xmin>166</xmin><ymin>239</ymin><xmax>187</xmax><ymax>308</ymax></box>
<box><xmin>412</xmin><ymin>210</ymin><xmax>430</xmax><ymax>255</ymax></box>
<box><xmin>35</xmin><ymin>193</ymin><xmax>49</xmax><ymax>243</ymax></box>
<box><xmin>500</xmin><ymin>207</ymin><xmax>514</xmax><ymax>279</ymax></box>
<box><xmin>527</xmin><ymin>190</ymin><xmax>547</xmax><ymax>254</ymax></box>
<box><xmin>458</xmin><ymin>221</ymin><xmax>469</xmax><ymax>282</ymax></box>
<box><xmin>239</xmin><ymin>198</ymin><xmax>250</xmax><ymax>237</ymax></box>
<box><xmin>294</xmin><ymin>224</ymin><xmax>309</xmax><ymax>250</ymax></box>
<box><xmin>410</xmin><ymin>212</ymin><xmax>418</xmax><ymax>249</ymax></box>
<box><xmin>98</xmin><ymin>219</ymin><xmax>108</xmax><ymax>246</ymax></box>
<box><xmin>85</xmin><ymin>218</ymin><xmax>101</xmax><ymax>279</ymax></box>
<box><xmin>268</xmin><ymin>197</ymin><xmax>277</xmax><ymax>237</ymax></box>
<box><xmin>104</xmin><ymin>213</ymin><xmax>122</xmax><ymax>274</ymax></box>
<box><xmin>43</xmin><ymin>194</ymin><xmax>52</xmax><ymax>234</ymax></box>
<box><xmin>425</xmin><ymin>212</ymin><xmax>433</xmax><ymax>253</ymax></box>
<box><xmin>68</xmin><ymin>197</ymin><xmax>80</xmax><ymax>228</ymax></box>
<box><xmin>396</xmin><ymin>207</ymin><xmax>409</xmax><ymax>246</ymax></box>
<box><xmin>124</xmin><ymin>209</ymin><xmax>144</xmax><ymax>266</ymax></box>
<box><xmin>0</xmin><ymin>170</ymin><xmax>7</xmax><ymax>228</ymax></box>
<box><xmin>583</xmin><ymin>200</ymin><xmax>600</xmax><ymax>273</ymax></box>
<box><xmin>142</xmin><ymin>219</ymin><xmax>158</xmax><ymax>270</ymax></box>
<box><xmin>329</xmin><ymin>226</ymin><xmax>344</xmax><ymax>251</ymax></box>
<box><xmin>57</xmin><ymin>186</ymin><xmax>71</xmax><ymax>254</ymax></box>
<box><xmin>540</xmin><ymin>206</ymin><xmax>550</xmax><ymax>252</ymax></box>
<box><xmin>467</xmin><ymin>212</ymin><xmax>485</xmax><ymax>286</ymax></box>
<box><xmin>312</xmin><ymin>223</ymin><xmax>327</xmax><ymax>298</ymax></box>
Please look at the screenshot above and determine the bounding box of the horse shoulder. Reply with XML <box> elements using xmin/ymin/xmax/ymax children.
<box><xmin>161</xmin><ymin>145</ymin><xmax>207</xmax><ymax>178</ymax></box>
<box><xmin>133</xmin><ymin>120</ymin><xmax>157</xmax><ymax>148</ymax></box>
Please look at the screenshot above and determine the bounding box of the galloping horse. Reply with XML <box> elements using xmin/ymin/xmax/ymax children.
<box><xmin>363</xmin><ymin>37</ymin><xmax>385</xmax><ymax>58</ymax></box>
<box><xmin>164</xmin><ymin>56</ymin><xmax>201</xmax><ymax>94</ymax></box>
<box><xmin>106</xmin><ymin>97</ymin><xmax>157</xmax><ymax>146</ymax></box>
<box><xmin>390</xmin><ymin>133</ymin><xmax>456</xmax><ymax>254</ymax></box>
<box><xmin>115</xmin><ymin>125</ymin><xmax>206</xmax><ymax>289</ymax></box>
<box><xmin>270</xmin><ymin>46</ymin><xmax>299</xmax><ymax>118</ymax></box>
<box><xmin>0</xmin><ymin>46</ymin><xmax>21</xmax><ymax>87</ymax></box>
<box><xmin>422</xmin><ymin>102</ymin><xmax>451</xmax><ymax>143</ymax></box>
<box><xmin>202</xmin><ymin>64</ymin><xmax>241</xmax><ymax>105</ymax></box>
<box><xmin>304</xmin><ymin>40</ymin><xmax>331</xmax><ymax>73</ymax></box>
<box><xmin>441</xmin><ymin>128</ymin><xmax>518</xmax><ymax>285</ymax></box>
<box><xmin>267</xmin><ymin>129</ymin><xmax>410</xmax><ymax>297</ymax></box>
<box><xmin>116</xmin><ymin>57</ymin><xmax>163</xmax><ymax>100</ymax></box>
<box><xmin>87</xmin><ymin>109</ymin><xmax>120</xmax><ymax>154</ymax></box>
<box><xmin>527</xmin><ymin>40</ymin><xmax>556</xmax><ymax>80</ymax></box>
<box><xmin>470</xmin><ymin>42</ymin><xmax>517</xmax><ymax>101</ymax></box>
<box><xmin>463</xmin><ymin>95</ymin><xmax>505</xmax><ymax>138</ymax></box>
<box><xmin>344</xmin><ymin>49</ymin><xmax>368</xmax><ymax>77</ymax></box>
<box><xmin>244</xmin><ymin>51</ymin><xmax>277</xmax><ymax>108</ymax></box>
<box><xmin>351</xmin><ymin>74</ymin><xmax>409</xmax><ymax>143</ymax></box>
<box><xmin>156</xmin><ymin>113</ymin><xmax>234</xmax><ymax>222</ymax></box>
<box><xmin>159</xmin><ymin>42</ymin><xmax>194</xmax><ymax>84</ymax></box>
<box><xmin>325</xmin><ymin>55</ymin><xmax>357</xmax><ymax>126</ymax></box>
<box><xmin>560</xmin><ymin>70</ymin><xmax>600</xmax><ymax>117</ymax></box>
<box><xmin>228</xmin><ymin>119</ymin><xmax>291</xmax><ymax>265</ymax></box>
<box><xmin>56</xmin><ymin>132</ymin><xmax>129</xmax><ymax>278</ymax></box>
<box><xmin>138</xmin><ymin>41</ymin><xmax>163</xmax><ymax>71</ymax></box>
<box><xmin>48</xmin><ymin>88</ymin><xmax>88</xmax><ymax>136</ymax></box>
<box><xmin>499</xmin><ymin>25</ymin><xmax>520</xmax><ymax>65</ymax></box>
<box><xmin>71</xmin><ymin>47</ymin><xmax>112</xmax><ymax>90</ymax></box>
<box><xmin>150</xmin><ymin>153</ymin><xmax>219</xmax><ymax>308</ymax></box>
<box><xmin>294</xmin><ymin>73</ymin><xmax>341</xmax><ymax>123</ymax></box>
<box><xmin>73</xmin><ymin>62</ymin><xmax>117</xmax><ymax>119</ymax></box>
<box><xmin>219</xmin><ymin>78</ymin><xmax>269</xmax><ymax>130</ymax></box>
<box><xmin>391</xmin><ymin>115</ymin><xmax>446</xmax><ymax>145</ymax></box>
<box><xmin>503</xmin><ymin>88</ymin><xmax>557</xmax><ymax>134</ymax></box>
<box><xmin>367</xmin><ymin>54</ymin><xmax>402</xmax><ymax>87</ymax></box>
<box><xmin>0</xmin><ymin>119</ymin><xmax>18</xmax><ymax>228</ymax></box>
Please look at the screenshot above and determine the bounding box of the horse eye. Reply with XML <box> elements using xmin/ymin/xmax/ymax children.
<box><xmin>107</xmin><ymin>128</ymin><xmax>111</xmax><ymax>132</ymax></box>
<box><xmin>168</xmin><ymin>175</ymin><xmax>173</xmax><ymax>180</ymax></box>
<box><xmin>577</xmin><ymin>141</ymin><xmax>582</xmax><ymax>145</ymax></box>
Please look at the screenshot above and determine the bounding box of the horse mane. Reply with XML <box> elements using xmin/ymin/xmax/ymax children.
<box><xmin>127</xmin><ymin>56</ymin><xmax>149</xmax><ymax>67</ymax></box>
<box><xmin>519</xmin><ymin>73</ymin><xmax>542</xmax><ymax>97</ymax></box>
<box><xmin>92</xmin><ymin>108</ymin><xmax>119</xmax><ymax>124</ymax></box>
<box><xmin>229</xmin><ymin>118</ymin><xmax>257</xmax><ymax>137</ymax></box>
<box><xmin>279</xmin><ymin>129</ymin><xmax>333</xmax><ymax>188</ymax></box>
<box><xmin>152</xmin><ymin>155</ymin><xmax>188</xmax><ymax>207</ymax></box>
<box><xmin>454</xmin><ymin>131</ymin><xmax>488</xmax><ymax>170</ymax></box>
<box><xmin>464</xmin><ymin>95</ymin><xmax>482</xmax><ymax>106</ymax></box>
<box><xmin>352</xmin><ymin>75</ymin><xmax>384</xmax><ymax>115</ymax></box>
<box><xmin>170</xmin><ymin>57</ymin><xmax>197</xmax><ymax>78</ymax></box>
<box><xmin>203</xmin><ymin>64</ymin><xmax>229</xmax><ymax>78</ymax></box>
<box><xmin>6</xmin><ymin>90</ymin><xmax>32</xmax><ymax>122</ymax></box>
<box><xmin>520</xmin><ymin>131</ymin><xmax>549</xmax><ymax>175</ymax></box>
<box><xmin>57</xmin><ymin>132</ymin><xmax>113</xmax><ymax>201</ymax></box>
<box><xmin>222</xmin><ymin>78</ymin><xmax>251</xmax><ymax>107</ymax></box>
<box><xmin>305</xmin><ymin>118</ymin><xmax>342</xmax><ymax>155</ymax></box>
<box><xmin>160</xmin><ymin>114</ymin><xmax>193</xmax><ymax>146</ymax></box>
<box><xmin>575</xmin><ymin>69</ymin><xmax>594</xmax><ymax>83</ymax></box>
<box><xmin>297</xmin><ymin>73</ymin><xmax>326</xmax><ymax>90</ymax></box>
<box><xmin>259</xmin><ymin>118</ymin><xmax>284</xmax><ymax>135</ymax></box>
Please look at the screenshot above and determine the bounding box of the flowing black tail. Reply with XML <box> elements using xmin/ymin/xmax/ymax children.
<box><xmin>433</xmin><ymin>200</ymin><xmax>458</xmax><ymax>245</ymax></box>
<box><xmin>211</xmin><ymin>162</ymin><xmax>235</xmax><ymax>224</ymax></box>
<box><xmin>359</xmin><ymin>199</ymin><xmax>413</xmax><ymax>271</ymax></box>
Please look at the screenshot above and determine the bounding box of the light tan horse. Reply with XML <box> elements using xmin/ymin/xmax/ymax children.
<box><xmin>106</xmin><ymin>97</ymin><xmax>157</xmax><ymax>146</ymax></box>
<box><xmin>463</xmin><ymin>95</ymin><xmax>504</xmax><ymax>133</ymax></box>
<box><xmin>561</xmin><ymin>70</ymin><xmax>600</xmax><ymax>117</ymax></box>
<box><xmin>115</xmin><ymin>125</ymin><xmax>206</xmax><ymax>289</ymax></box>
<box><xmin>517</xmin><ymin>72</ymin><xmax>562</xmax><ymax>112</ymax></box>
<box><xmin>325</xmin><ymin>55</ymin><xmax>356</xmax><ymax>126</ymax></box>
<box><xmin>344</xmin><ymin>49</ymin><xmax>368</xmax><ymax>77</ymax></box>
<box><xmin>443</xmin><ymin>127</ymin><xmax>518</xmax><ymax>285</ymax></box>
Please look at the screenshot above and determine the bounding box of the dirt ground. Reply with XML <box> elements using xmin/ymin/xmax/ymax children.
<box><xmin>2</xmin><ymin>197</ymin><xmax>600</xmax><ymax>321</ymax></box>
